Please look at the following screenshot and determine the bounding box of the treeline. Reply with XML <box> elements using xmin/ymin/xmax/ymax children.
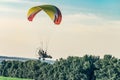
<box><xmin>0</xmin><ymin>55</ymin><xmax>120</xmax><ymax>80</ymax></box>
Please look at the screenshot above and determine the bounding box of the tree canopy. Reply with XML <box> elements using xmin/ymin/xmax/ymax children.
<box><xmin>0</xmin><ymin>55</ymin><xmax>120</xmax><ymax>80</ymax></box>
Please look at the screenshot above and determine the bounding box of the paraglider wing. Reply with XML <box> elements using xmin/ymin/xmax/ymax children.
<box><xmin>27</xmin><ymin>5</ymin><xmax>62</xmax><ymax>25</ymax></box>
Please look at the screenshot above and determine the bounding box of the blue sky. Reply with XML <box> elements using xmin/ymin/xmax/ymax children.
<box><xmin>1</xmin><ymin>0</ymin><xmax>120</xmax><ymax>20</ymax></box>
<box><xmin>0</xmin><ymin>0</ymin><xmax>120</xmax><ymax>59</ymax></box>
<box><xmin>41</xmin><ymin>0</ymin><xmax>120</xmax><ymax>20</ymax></box>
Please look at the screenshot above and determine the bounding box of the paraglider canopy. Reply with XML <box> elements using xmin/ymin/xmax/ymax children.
<box><xmin>27</xmin><ymin>5</ymin><xmax>62</xmax><ymax>25</ymax></box>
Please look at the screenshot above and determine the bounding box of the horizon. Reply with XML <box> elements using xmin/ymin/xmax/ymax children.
<box><xmin>0</xmin><ymin>0</ymin><xmax>120</xmax><ymax>59</ymax></box>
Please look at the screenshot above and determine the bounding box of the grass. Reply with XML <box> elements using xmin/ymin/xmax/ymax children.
<box><xmin>0</xmin><ymin>76</ymin><xmax>33</xmax><ymax>80</ymax></box>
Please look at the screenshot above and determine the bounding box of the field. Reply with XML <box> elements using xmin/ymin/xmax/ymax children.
<box><xmin>0</xmin><ymin>76</ymin><xmax>32</xmax><ymax>80</ymax></box>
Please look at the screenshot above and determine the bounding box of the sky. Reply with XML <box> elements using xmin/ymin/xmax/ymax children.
<box><xmin>0</xmin><ymin>0</ymin><xmax>120</xmax><ymax>59</ymax></box>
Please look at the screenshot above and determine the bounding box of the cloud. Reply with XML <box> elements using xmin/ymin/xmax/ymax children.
<box><xmin>0</xmin><ymin>0</ymin><xmax>45</xmax><ymax>5</ymax></box>
<box><xmin>62</xmin><ymin>13</ymin><xmax>120</xmax><ymax>26</ymax></box>
<box><xmin>0</xmin><ymin>5</ymin><xmax>23</xmax><ymax>13</ymax></box>
<box><xmin>1</xmin><ymin>0</ymin><xmax>36</xmax><ymax>3</ymax></box>
<box><xmin>0</xmin><ymin>0</ymin><xmax>47</xmax><ymax>18</ymax></box>
<box><xmin>1</xmin><ymin>10</ymin><xmax>120</xmax><ymax>59</ymax></box>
